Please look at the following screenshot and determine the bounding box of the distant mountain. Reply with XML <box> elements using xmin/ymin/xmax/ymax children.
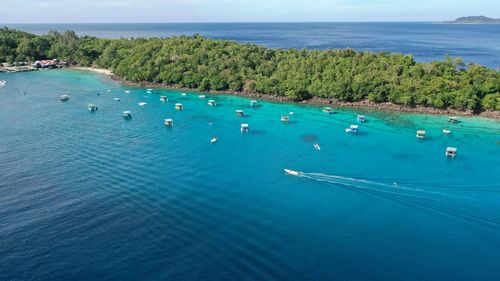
<box><xmin>444</xmin><ymin>16</ymin><xmax>500</xmax><ymax>24</ymax></box>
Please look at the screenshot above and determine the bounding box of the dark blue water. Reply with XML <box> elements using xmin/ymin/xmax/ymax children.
<box><xmin>5</xmin><ymin>22</ymin><xmax>500</xmax><ymax>68</ymax></box>
<box><xmin>1</xmin><ymin>70</ymin><xmax>500</xmax><ymax>280</ymax></box>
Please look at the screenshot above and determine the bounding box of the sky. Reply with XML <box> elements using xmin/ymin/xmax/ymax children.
<box><xmin>0</xmin><ymin>0</ymin><xmax>499</xmax><ymax>23</ymax></box>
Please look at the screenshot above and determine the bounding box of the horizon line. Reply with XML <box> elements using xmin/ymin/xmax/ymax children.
<box><xmin>2</xmin><ymin>20</ymin><xmax>443</xmax><ymax>25</ymax></box>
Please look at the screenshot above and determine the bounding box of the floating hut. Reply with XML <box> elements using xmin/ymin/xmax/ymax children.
<box><xmin>175</xmin><ymin>103</ymin><xmax>183</xmax><ymax>110</ymax></box>
<box><xmin>448</xmin><ymin>117</ymin><xmax>460</xmax><ymax>124</ymax></box>
<box><xmin>416</xmin><ymin>130</ymin><xmax>426</xmax><ymax>139</ymax></box>
<box><xmin>250</xmin><ymin>100</ymin><xmax>258</xmax><ymax>107</ymax></box>
<box><xmin>88</xmin><ymin>104</ymin><xmax>98</xmax><ymax>112</ymax></box>
<box><xmin>345</xmin><ymin>125</ymin><xmax>359</xmax><ymax>134</ymax></box>
<box><xmin>199</xmin><ymin>95</ymin><xmax>206</xmax><ymax>99</ymax></box>
<box><xmin>322</xmin><ymin>107</ymin><xmax>334</xmax><ymax>114</ymax></box>
<box><xmin>357</xmin><ymin>115</ymin><xmax>365</xmax><ymax>123</ymax></box>
<box><xmin>164</xmin><ymin>118</ymin><xmax>174</xmax><ymax>127</ymax></box>
<box><xmin>445</xmin><ymin>147</ymin><xmax>457</xmax><ymax>158</ymax></box>
<box><xmin>281</xmin><ymin>115</ymin><xmax>290</xmax><ymax>123</ymax></box>
<box><xmin>122</xmin><ymin>111</ymin><xmax>132</xmax><ymax>119</ymax></box>
<box><xmin>235</xmin><ymin>110</ymin><xmax>244</xmax><ymax>117</ymax></box>
<box><xmin>208</xmin><ymin>100</ymin><xmax>216</xmax><ymax>106</ymax></box>
<box><xmin>59</xmin><ymin>95</ymin><xmax>69</xmax><ymax>102</ymax></box>
<box><xmin>160</xmin><ymin>96</ymin><xmax>168</xmax><ymax>102</ymax></box>
<box><xmin>241</xmin><ymin>124</ymin><xmax>249</xmax><ymax>133</ymax></box>
<box><xmin>138</xmin><ymin>102</ymin><xmax>147</xmax><ymax>106</ymax></box>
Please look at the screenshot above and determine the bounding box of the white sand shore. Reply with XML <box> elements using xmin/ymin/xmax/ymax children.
<box><xmin>72</xmin><ymin>67</ymin><xmax>113</xmax><ymax>76</ymax></box>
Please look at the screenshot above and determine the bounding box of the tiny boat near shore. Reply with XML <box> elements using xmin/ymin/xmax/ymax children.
<box><xmin>122</xmin><ymin>111</ymin><xmax>132</xmax><ymax>119</ymax></box>
<box><xmin>284</xmin><ymin>169</ymin><xmax>301</xmax><ymax>176</ymax></box>
<box><xmin>59</xmin><ymin>95</ymin><xmax>69</xmax><ymax>102</ymax></box>
<box><xmin>0</xmin><ymin>80</ymin><xmax>6</xmax><ymax>87</ymax></box>
<box><xmin>443</xmin><ymin>129</ymin><xmax>451</xmax><ymax>135</ymax></box>
<box><xmin>88</xmin><ymin>104</ymin><xmax>98</xmax><ymax>112</ymax></box>
<box><xmin>113</xmin><ymin>97</ymin><xmax>121</xmax><ymax>101</ymax></box>
<box><xmin>138</xmin><ymin>102</ymin><xmax>147</xmax><ymax>106</ymax></box>
<box><xmin>210</xmin><ymin>137</ymin><xmax>218</xmax><ymax>144</ymax></box>
<box><xmin>314</xmin><ymin>143</ymin><xmax>321</xmax><ymax>150</ymax></box>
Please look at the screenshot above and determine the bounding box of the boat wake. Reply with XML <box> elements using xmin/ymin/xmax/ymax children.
<box><xmin>288</xmin><ymin>170</ymin><xmax>500</xmax><ymax>227</ymax></box>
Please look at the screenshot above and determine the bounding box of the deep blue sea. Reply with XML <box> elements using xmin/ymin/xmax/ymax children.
<box><xmin>0</xmin><ymin>70</ymin><xmax>499</xmax><ymax>280</ymax></box>
<box><xmin>5</xmin><ymin>22</ymin><xmax>500</xmax><ymax>68</ymax></box>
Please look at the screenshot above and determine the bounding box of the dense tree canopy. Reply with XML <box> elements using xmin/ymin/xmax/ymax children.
<box><xmin>1</xmin><ymin>27</ymin><xmax>499</xmax><ymax>112</ymax></box>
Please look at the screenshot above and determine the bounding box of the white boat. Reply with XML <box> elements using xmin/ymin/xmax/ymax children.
<box><xmin>164</xmin><ymin>118</ymin><xmax>174</xmax><ymax>127</ymax></box>
<box><xmin>284</xmin><ymin>169</ymin><xmax>301</xmax><ymax>176</ymax></box>
<box><xmin>443</xmin><ymin>129</ymin><xmax>451</xmax><ymax>135</ymax></box>
<box><xmin>124</xmin><ymin>90</ymin><xmax>131</xmax><ymax>94</ymax></box>
<box><xmin>160</xmin><ymin>96</ymin><xmax>168</xmax><ymax>102</ymax></box>
<box><xmin>0</xmin><ymin>80</ymin><xmax>6</xmax><ymax>87</ymax></box>
<box><xmin>314</xmin><ymin>144</ymin><xmax>321</xmax><ymax>150</ymax></box>
<box><xmin>199</xmin><ymin>95</ymin><xmax>206</xmax><ymax>99</ymax></box>
<box><xmin>113</xmin><ymin>97</ymin><xmax>121</xmax><ymax>101</ymax></box>
<box><xmin>88</xmin><ymin>104</ymin><xmax>98</xmax><ymax>112</ymax></box>
<box><xmin>138</xmin><ymin>102</ymin><xmax>147</xmax><ymax>106</ymax></box>
<box><xmin>289</xmin><ymin>112</ymin><xmax>294</xmax><ymax>115</ymax></box>
<box><xmin>210</xmin><ymin>137</ymin><xmax>218</xmax><ymax>144</ymax></box>
<box><xmin>175</xmin><ymin>103</ymin><xmax>183</xmax><ymax>110</ymax></box>
<box><xmin>181</xmin><ymin>93</ymin><xmax>187</xmax><ymax>96</ymax></box>
<box><xmin>59</xmin><ymin>95</ymin><xmax>69</xmax><ymax>102</ymax></box>
<box><xmin>107</xmin><ymin>90</ymin><xmax>112</xmax><ymax>93</ymax></box>
<box><xmin>122</xmin><ymin>111</ymin><xmax>132</xmax><ymax>119</ymax></box>
<box><xmin>241</xmin><ymin>123</ymin><xmax>249</xmax><ymax>133</ymax></box>
<box><xmin>207</xmin><ymin>100</ymin><xmax>216</xmax><ymax>106</ymax></box>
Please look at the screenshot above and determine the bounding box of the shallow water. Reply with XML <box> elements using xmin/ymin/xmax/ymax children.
<box><xmin>1</xmin><ymin>70</ymin><xmax>500</xmax><ymax>280</ymax></box>
<box><xmin>6</xmin><ymin>22</ymin><xmax>500</xmax><ymax>68</ymax></box>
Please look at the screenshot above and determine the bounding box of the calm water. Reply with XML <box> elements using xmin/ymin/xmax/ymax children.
<box><xmin>5</xmin><ymin>22</ymin><xmax>500</xmax><ymax>68</ymax></box>
<box><xmin>1</xmin><ymin>70</ymin><xmax>500</xmax><ymax>280</ymax></box>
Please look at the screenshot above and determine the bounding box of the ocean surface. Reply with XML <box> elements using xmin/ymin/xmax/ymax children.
<box><xmin>0</xmin><ymin>70</ymin><xmax>500</xmax><ymax>281</ymax></box>
<box><xmin>5</xmin><ymin>22</ymin><xmax>500</xmax><ymax>68</ymax></box>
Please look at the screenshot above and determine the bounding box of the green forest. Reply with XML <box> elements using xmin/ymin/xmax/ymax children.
<box><xmin>1</xmin><ymin>27</ymin><xmax>499</xmax><ymax>112</ymax></box>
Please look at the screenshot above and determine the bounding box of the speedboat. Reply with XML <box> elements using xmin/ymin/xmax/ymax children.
<box><xmin>313</xmin><ymin>143</ymin><xmax>321</xmax><ymax>150</ymax></box>
<box><xmin>199</xmin><ymin>95</ymin><xmax>206</xmax><ymax>99</ymax></box>
<box><xmin>443</xmin><ymin>129</ymin><xmax>451</xmax><ymax>135</ymax></box>
<box><xmin>210</xmin><ymin>137</ymin><xmax>218</xmax><ymax>144</ymax></box>
<box><xmin>124</xmin><ymin>90</ymin><xmax>131</xmax><ymax>94</ymax></box>
<box><xmin>113</xmin><ymin>97</ymin><xmax>121</xmax><ymax>101</ymax></box>
<box><xmin>284</xmin><ymin>169</ymin><xmax>301</xmax><ymax>176</ymax></box>
<box><xmin>0</xmin><ymin>80</ymin><xmax>6</xmax><ymax>87</ymax></box>
<box><xmin>138</xmin><ymin>102</ymin><xmax>147</xmax><ymax>106</ymax></box>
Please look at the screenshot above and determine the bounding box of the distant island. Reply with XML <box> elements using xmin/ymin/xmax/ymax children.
<box><xmin>444</xmin><ymin>16</ymin><xmax>500</xmax><ymax>24</ymax></box>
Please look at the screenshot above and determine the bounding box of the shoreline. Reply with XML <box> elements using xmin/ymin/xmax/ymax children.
<box><xmin>67</xmin><ymin>67</ymin><xmax>499</xmax><ymax>119</ymax></box>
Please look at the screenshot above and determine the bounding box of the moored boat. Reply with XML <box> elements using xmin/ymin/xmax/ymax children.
<box><xmin>160</xmin><ymin>96</ymin><xmax>168</xmax><ymax>102</ymax></box>
<box><xmin>445</xmin><ymin>147</ymin><xmax>457</xmax><ymax>158</ymax></box>
<box><xmin>210</xmin><ymin>137</ymin><xmax>218</xmax><ymax>144</ymax></box>
<box><xmin>122</xmin><ymin>111</ymin><xmax>132</xmax><ymax>119</ymax></box>
<box><xmin>443</xmin><ymin>129</ymin><xmax>451</xmax><ymax>135</ymax></box>
<box><xmin>208</xmin><ymin>100</ymin><xmax>216</xmax><ymax>106</ymax></box>
<box><xmin>235</xmin><ymin>110</ymin><xmax>244</xmax><ymax>117</ymax></box>
<box><xmin>88</xmin><ymin>103</ymin><xmax>98</xmax><ymax>112</ymax></box>
<box><xmin>0</xmin><ymin>80</ymin><xmax>6</xmax><ymax>87</ymax></box>
<box><xmin>164</xmin><ymin>118</ymin><xmax>174</xmax><ymax>127</ymax></box>
<box><xmin>138</xmin><ymin>102</ymin><xmax>147</xmax><ymax>106</ymax></box>
<box><xmin>345</xmin><ymin>124</ymin><xmax>359</xmax><ymax>134</ymax></box>
<box><xmin>241</xmin><ymin>123</ymin><xmax>249</xmax><ymax>133</ymax></box>
<box><xmin>322</xmin><ymin>107</ymin><xmax>334</xmax><ymax>114</ymax></box>
<box><xmin>175</xmin><ymin>103</ymin><xmax>183</xmax><ymax>110</ymax></box>
<box><xmin>416</xmin><ymin>130</ymin><xmax>426</xmax><ymax>139</ymax></box>
<box><xmin>59</xmin><ymin>95</ymin><xmax>69</xmax><ymax>102</ymax></box>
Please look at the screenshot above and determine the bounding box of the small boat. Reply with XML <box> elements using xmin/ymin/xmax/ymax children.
<box><xmin>113</xmin><ymin>98</ymin><xmax>121</xmax><ymax>101</ymax></box>
<box><xmin>448</xmin><ymin>117</ymin><xmax>460</xmax><ymax>124</ymax></box>
<box><xmin>199</xmin><ymin>95</ymin><xmax>206</xmax><ymax>99</ymax></box>
<box><xmin>59</xmin><ymin>95</ymin><xmax>69</xmax><ymax>102</ymax></box>
<box><xmin>122</xmin><ymin>111</ymin><xmax>132</xmax><ymax>119</ymax></box>
<box><xmin>357</xmin><ymin>115</ymin><xmax>365</xmax><ymax>123</ymax></box>
<box><xmin>164</xmin><ymin>118</ymin><xmax>174</xmax><ymax>127</ymax></box>
<box><xmin>416</xmin><ymin>130</ymin><xmax>426</xmax><ymax>140</ymax></box>
<box><xmin>207</xmin><ymin>100</ymin><xmax>216</xmax><ymax>106</ymax></box>
<box><xmin>146</xmin><ymin>88</ymin><xmax>154</xmax><ymax>94</ymax></box>
<box><xmin>313</xmin><ymin>144</ymin><xmax>321</xmax><ymax>150</ymax></box>
<box><xmin>160</xmin><ymin>96</ymin><xmax>168</xmax><ymax>102</ymax></box>
<box><xmin>289</xmin><ymin>112</ymin><xmax>294</xmax><ymax>115</ymax></box>
<box><xmin>210</xmin><ymin>137</ymin><xmax>218</xmax><ymax>144</ymax></box>
<box><xmin>443</xmin><ymin>129</ymin><xmax>451</xmax><ymax>135</ymax></box>
<box><xmin>235</xmin><ymin>110</ymin><xmax>244</xmax><ymax>117</ymax></box>
<box><xmin>107</xmin><ymin>90</ymin><xmax>111</xmax><ymax>93</ymax></box>
<box><xmin>88</xmin><ymin>104</ymin><xmax>98</xmax><ymax>112</ymax></box>
<box><xmin>138</xmin><ymin>102</ymin><xmax>147</xmax><ymax>106</ymax></box>
<box><xmin>250</xmin><ymin>100</ymin><xmax>258</xmax><ymax>107</ymax></box>
<box><xmin>284</xmin><ymin>169</ymin><xmax>301</xmax><ymax>176</ymax></box>
<box><xmin>445</xmin><ymin>147</ymin><xmax>457</xmax><ymax>158</ymax></box>
<box><xmin>181</xmin><ymin>93</ymin><xmax>187</xmax><ymax>96</ymax></box>
<box><xmin>345</xmin><ymin>125</ymin><xmax>359</xmax><ymax>134</ymax></box>
<box><xmin>322</xmin><ymin>107</ymin><xmax>334</xmax><ymax>114</ymax></box>
<box><xmin>124</xmin><ymin>90</ymin><xmax>131</xmax><ymax>94</ymax></box>
<box><xmin>281</xmin><ymin>115</ymin><xmax>290</xmax><ymax>123</ymax></box>
<box><xmin>0</xmin><ymin>80</ymin><xmax>6</xmax><ymax>87</ymax></box>
<box><xmin>175</xmin><ymin>103</ymin><xmax>183</xmax><ymax>110</ymax></box>
<box><xmin>241</xmin><ymin>123</ymin><xmax>249</xmax><ymax>133</ymax></box>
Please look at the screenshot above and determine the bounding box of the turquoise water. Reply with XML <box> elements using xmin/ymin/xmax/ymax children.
<box><xmin>1</xmin><ymin>70</ymin><xmax>500</xmax><ymax>280</ymax></box>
